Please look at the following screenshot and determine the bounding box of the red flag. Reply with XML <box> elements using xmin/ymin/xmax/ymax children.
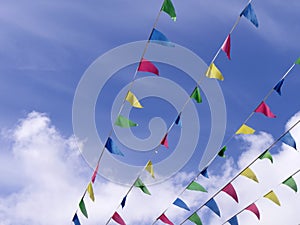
<box><xmin>222</xmin><ymin>183</ymin><xmax>238</xmax><ymax>203</ymax></box>
<box><xmin>161</xmin><ymin>134</ymin><xmax>169</xmax><ymax>148</ymax></box>
<box><xmin>112</xmin><ymin>212</ymin><xmax>126</xmax><ymax>225</ymax></box>
<box><xmin>254</xmin><ymin>101</ymin><xmax>276</xmax><ymax>118</ymax></box>
<box><xmin>91</xmin><ymin>163</ymin><xmax>99</xmax><ymax>183</ymax></box>
<box><xmin>158</xmin><ymin>214</ymin><xmax>174</xmax><ymax>225</ymax></box>
<box><xmin>138</xmin><ymin>58</ymin><xmax>159</xmax><ymax>75</ymax></box>
<box><xmin>245</xmin><ymin>203</ymin><xmax>260</xmax><ymax>220</ymax></box>
<box><xmin>221</xmin><ymin>34</ymin><xmax>231</xmax><ymax>59</ymax></box>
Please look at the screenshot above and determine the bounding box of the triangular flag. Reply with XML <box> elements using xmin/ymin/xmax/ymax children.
<box><xmin>281</xmin><ymin>132</ymin><xmax>297</xmax><ymax>150</ymax></box>
<box><xmin>79</xmin><ymin>198</ymin><xmax>88</xmax><ymax>218</ymax></box>
<box><xmin>158</xmin><ymin>213</ymin><xmax>174</xmax><ymax>225</ymax></box>
<box><xmin>264</xmin><ymin>190</ymin><xmax>281</xmax><ymax>206</ymax></box>
<box><xmin>175</xmin><ymin>113</ymin><xmax>182</xmax><ymax>127</ymax></box>
<box><xmin>218</xmin><ymin>146</ymin><xmax>227</xmax><ymax>158</ymax></box>
<box><xmin>201</xmin><ymin>168</ymin><xmax>209</xmax><ymax>178</ymax></box>
<box><xmin>105</xmin><ymin>138</ymin><xmax>124</xmax><ymax>156</ymax></box>
<box><xmin>259</xmin><ymin>150</ymin><xmax>273</xmax><ymax>163</ymax></box>
<box><xmin>206</xmin><ymin>63</ymin><xmax>224</xmax><ymax>81</ymax></box>
<box><xmin>221</xmin><ymin>34</ymin><xmax>231</xmax><ymax>60</ymax></box>
<box><xmin>295</xmin><ymin>57</ymin><xmax>300</xmax><ymax>65</ymax></box>
<box><xmin>121</xmin><ymin>195</ymin><xmax>127</xmax><ymax>209</ymax></box>
<box><xmin>87</xmin><ymin>182</ymin><xmax>95</xmax><ymax>202</ymax></box>
<box><xmin>228</xmin><ymin>215</ymin><xmax>239</xmax><ymax>225</ymax></box>
<box><xmin>173</xmin><ymin>198</ymin><xmax>190</xmax><ymax>211</ymax></box>
<box><xmin>145</xmin><ymin>160</ymin><xmax>155</xmax><ymax>178</ymax></box>
<box><xmin>240</xmin><ymin>3</ymin><xmax>259</xmax><ymax>27</ymax></box>
<box><xmin>188</xmin><ymin>212</ymin><xmax>203</xmax><ymax>225</ymax></box>
<box><xmin>72</xmin><ymin>213</ymin><xmax>81</xmax><ymax>225</ymax></box>
<box><xmin>161</xmin><ymin>0</ymin><xmax>176</xmax><ymax>21</ymax></box>
<box><xmin>254</xmin><ymin>101</ymin><xmax>276</xmax><ymax>118</ymax></box>
<box><xmin>115</xmin><ymin>115</ymin><xmax>138</xmax><ymax>128</ymax></box>
<box><xmin>222</xmin><ymin>183</ymin><xmax>239</xmax><ymax>203</ymax></box>
<box><xmin>235</xmin><ymin>124</ymin><xmax>255</xmax><ymax>134</ymax></box>
<box><xmin>205</xmin><ymin>198</ymin><xmax>221</xmax><ymax>217</ymax></box>
<box><xmin>134</xmin><ymin>178</ymin><xmax>151</xmax><ymax>195</ymax></box>
<box><xmin>161</xmin><ymin>134</ymin><xmax>169</xmax><ymax>148</ymax></box>
<box><xmin>125</xmin><ymin>91</ymin><xmax>143</xmax><ymax>108</ymax></box>
<box><xmin>190</xmin><ymin>86</ymin><xmax>202</xmax><ymax>103</ymax></box>
<box><xmin>245</xmin><ymin>203</ymin><xmax>260</xmax><ymax>220</ymax></box>
<box><xmin>240</xmin><ymin>167</ymin><xmax>259</xmax><ymax>183</ymax></box>
<box><xmin>186</xmin><ymin>181</ymin><xmax>207</xmax><ymax>192</ymax></box>
<box><xmin>150</xmin><ymin>29</ymin><xmax>174</xmax><ymax>47</ymax></box>
<box><xmin>91</xmin><ymin>163</ymin><xmax>99</xmax><ymax>183</ymax></box>
<box><xmin>112</xmin><ymin>212</ymin><xmax>126</xmax><ymax>225</ymax></box>
<box><xmin>273</xmin><ymin>79</ymin><xmax>284</xmax><ymax>96</ymax></box>
<box><xmin>138</xmin><ymin>58</ymin><xmax>159</xmax><ymax>76</ymax></box>
<box><xmin>282</xmin><ymin>176</ymin><xmax>298</xmax><ymax>192</ymax></box>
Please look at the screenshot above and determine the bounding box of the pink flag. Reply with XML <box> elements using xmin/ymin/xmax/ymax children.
<box><xmin>158</xmin><ymin>214</ymin><xmax>174</xmax><ymax>225</ymax></box>
<box><xmin>112</xmin><ymin>212</ymin><xmax>126</xmax><ymax>225</ymax></box>
<box><xmin>138</xmin><ymin>58</ymin><xmax>159</xmax><ymax>75</ymax></box>
<box><xmin>254</xmin><ymin>101</ymin><xmax>276</xmax><ymax>118</ymax></box>
<box><xmin>91</xmin><ymin>164</ymin><xmax>99</xmax><ymax>183</ymax></box>
<box><xmin>161</xmin><ymin>134</ymin><xmax>169</xmax><ymax>148</ymax></box>
<box><xmin>222</xmin><ymin>183</ymin><xmax>238</xmax><ymax>203</ymax></box>
<box><xmin>221</xmin><ymin>34</ymin><xmax>231</xmax><ymax>59</ymax></box>
<box><xmin>245</xmin><ymin>203</ymin><xmax>260</xmax><ymax>220</ymax></box>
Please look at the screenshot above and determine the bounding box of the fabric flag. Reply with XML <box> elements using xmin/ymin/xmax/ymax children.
<box><xmin>228</xmin><ymin>215</ymin><xmax>239</xmax><ymax>225</ymax></box>
<box><xmin>150</xmin><ymin>29</ymin><xmax>174</xmax><ymax>47</ymax></box>
<box><xmin>105</xmin><ymin>138</ymin><xmax>124</xmax><ymax>156</ymax></box>
<box><xmin>115</xmin><ymin>115</ymin><xmax>138</xmax><ymax>128</ymax></box>
<box><xmin>254</xmin><ymin>101</ymin><xmax>276</xmax><ymax>118</ymax></box>
<box><xmin>173</xmin><ymin>198</ymin><xmax>190</xmax><ymax>211</ymax></box>
<box><xmin>121</xmin><ymin>195</ymin><xmax>127</xmax><ymax>209</ymax></box>
<box><xmin>72</xmin><ymin>213</ymin><xmax>81</xmax><ymax>225</ymax></box>
<box><xmin>134</xmin><ymin>178</ymin><xmax>151</xmax><ymax>195</ymax></box>
<box><xmin>201</xmin><ymin>168</ymin><xmax>209</xmax><ymax>178</ymax></box>
<box><xmin>206</xmin><ymin>63</ymin><xmax>224</xmax><ymax>81</ymax></box>
<box><xmin>282</xmin><ymin>176</ymin><xmax>298</xmax><ymax>192</ymax></box>
<box><xmin>79</xmin><ymin>198</ymin><xmax>88</xmax><ymax>218</ymax></box>
<box><xmin>91</xmin><ymin>163</ymin><xmax>99</xmax><ymax>183</ymax></box>
<box><xmin>240</xmin><ymin>3</ymin><xmax>259</xmax><ymax>27</ymax></box>
<box><xmin>188</xmin><ymin>212</ymin><xmax>203</xmax><ymax>225</ymax></box>
<box><xmin>87</xmin><ymin>182</ymin><xmax>95</xmax><ymax>202</ymax></box>
<box><xmin>241</xmin><ymin>167</ymin><xmax>259</xmax><ymax>183</ymax></box>
<box><xmin>145</xmin><ymin>160</ymin><xmax>155</xmax><ymax>178</ymax></box>
<box><xmin>222</xmin><ymin>183</ymin><xmax>239</xmax><ymax>203</ymax></box>
<box><xmin>218</xmin><ymin>146</ymin><xmax>227</xmax><ymax>158</ymax></box>
<box><xmin>281</xmin><ymin>132</ymin><xmax>297</xmax><ymax>150</ymax></box>
<box><xmin>125</xmin><ymin>91</ymin><xmax>143</xmax><ymax>108</ymax></box>
<box><xmin>187</xmin><ymin>181</ymin><xmax>207</xmax><ymax>192</ymax></box>
<box><xmin>158</xmin><ymin>214</ymin><xmax>174</xmax><ymax>225</ymax></box>
<box><xmin>245</xmin><ymin>203</ymin><xmax>260</xmax><ymax>220</ymax></box>
<box><xmin>205</xmin><ymin>198</ymin><xmax>221</xmax><ymax>217</ymax></box>
<box><xmin>138</xmin><ymin>58</ymin><xmax>159</xmax><ymax>76</ymax></box>
<box><xmin>175</xmin><ymin>113</ymin><xmax>182</xmax><ymax>126</ymax></box>
<box><xmin>264</xmin><ymin>190</ymin><xmax>281</xmax><ymax>206</ymax></box>
<box><xmin>112</xmin><ymin>212</ymin><xmax>126</xmax><ymax>225</ymax></box>
<box><xmin>259</xmin><ymin>150</ymin><xmax>273</xmax><ymax>163</ymax></box>
<box><xmin>273</xmin><ymin>79</ymin><xmax>284</xmax><ymax>96</ymax></box>
<box><xmin>161</xmin><ymin>0</ymin><xmax>176</xmax><ymax>21</ymax></box>
<box><xmin>190</xmin><ymin>86</ymin><xmax>202</xmax><ymax>103</ymax></box>
<box><xmin>295</xmin><ymin>57</ymin><xmax>300</xmax><ymax>65</ymax></box>
<box><xmin>161</xmin><ymin>134</ymin><xmax>169</xmax><ymax>148</ymax></box>
<box><xmin>235</xmin><ymin>124</ymin><xmax>255</xmax><ymax>134</ymax></box>
<box><xmin>221</xmin><ymin>34</ymin><xmax>231</xmax><ymax>60</ymax></box>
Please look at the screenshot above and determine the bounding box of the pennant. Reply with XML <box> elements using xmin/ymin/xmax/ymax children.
<box><xmin>228</xmin><ymin>215</ymin><xmax>239</xmax><ymax>225</ymax></box>
<box><xmin>145</xmin><ymin>160</ymin><xmax>155</xmax><ymax>178</ymax></box>
<box><xmin>121</xmin><ymin>195</ymin><xmax>127</xmax><ymax>209</ymax></box>
<box><xmin>91</xmin><ymin>163</ymin><xmax>99</xmax><ymax>183</ymax></box>
<box><xmin>240</xmin><ymin>3</ymin><xmax>259</xmax><ymax>27</ymax></box>
<box><xmin>282</xmin><ymin>176</ymin><xmax>298</xmax><ymax>192</ymax></box>
<box><xmin>79</xmin><ymin>198</ymin><xmax>88</xmax><ymax>218</ymax></box>
<box><xmin>115</xmin><ymin>115</ymin><xmax>138</xmax><ymax>128</ymax></box>
<box><xmin>221</xmin><ymin>34</ymin><xmax>231</xmax><ymax>60</ymax></box>
<box><xmin>281</xmin><ymin>132</ymin><xmax>297</xmax><ymax>150</ymax></box>
<box><xmin>190</xmin><ymin>86</ymin><xmax>202</xmax><ymax>103</ymax></box>
<box><xmin>188</xmin><ymin>212</ymin><xmax>203</xmax><ymax>225</ymax></box>
<box><xmin>205</xmin><ymin>198</ymin><xmax>221</xmax><ymax>217</ymax></box>
<box><xmin>158</xmin><ymin>213</ymin><xmax>174</xmax><ymax>225</ymax></box>
<box><xmin>72</xmin><ymin>213</ymin><xmax>81</xmax><ymax>225</ymax></box>
<box><xmin>186</xmin><ymin>181</ymin><xmax>207</xmax><ymax>192</ymax></box>
<box><xmin>235</xmin><ymin>124</ymin><xmax>255</xmax><ymax>134</ymax></box>
<box><xmin>150</xmin><ymin>29</ymin><xmax>174</xmax><ymax>47</ymax></box>
<box><xmin>125</xmin><ymin>91</ymin><xmax>143</xmax><ymax>108</ymax></box>
<box><xmin>161</xmin><ymin>0</ymin><xmax>176</xmax><ymax>21</ymax></box>
<box><xmin>105</xmin><ymin>138</ymin><xmax>124</xmax><ymax>156</ymax></box>
<box><xmin>259</xmin><ymin>150</ymin><xmax>273</xmax><ymax>163</ymax></box>
<box><xmin>222</xmin><ymin>183</ymin><xmax>239</xmax><ymax>203</ymax></box>
<box><xmin>173</xmin><ymin>198</ymin><xmax>190</xmax><ymax>211</ymax></box>
<box><xmin>134</xmin><ymin>178</ymin><xmax>151</xmax><ymax>195</ymax></box>
<box><xmin>175</xmin><ymin>113</ymin><xmax>182</xmax><ymax>127</ymax></box>
<box><xmin>87</xmin><ymin>182</ymin><xmax>95</xmax><ymax>202</ymax></box>
<box><xmin>161</xmin><ymin>134</ymin><xmax>169</xmax><ymax>148</ymax></box>
<box><xmin>264</xmin><ymin>190</ymin><xmax>281</xmax><ymax>206</ymax></box>
<box><xmin>295</xmin><ymin>57</ymin><xmax>300</xmax><ymax>65</ymax></box>
<box><xmin>206</xmin><ymin>63</ymin><xmax>224</xmax><ymax>81</ymax></box>
<box><xmin>254</xmin><ymin>101</ymin><xmax>276</xmax><ymax>118</ymax></box>
<box><xmin>218</xmin><ymin>146</ymin><xmax>227</xmax><ymax>158</ymax></box>
<box><xmin>201</xmin><ymin>168</ymin><xmax>209</xmax><ymax>178</ymax></box>
<box><xmin>138</xmin><ymin>58</ymin><xmax>159</xmax><ymax>76</ymax></box>
<box><xmin>112</xmin><ymin>212</ymin><xmax>126</xmax><ymax>225</ymax></box>
<box><xmin>273</xmin><ymin>79</ymin><xmax>284</xmax><ymax>96</ymax></box>
<box><xmin>240</xmin><ymin>167</ymin><xmax>259</xmax><ymax>183</ymax></box>
<box><xmin>245</xmin><ymin>203</ymin><xmax>260</xmax><ymax>220</ymax></box>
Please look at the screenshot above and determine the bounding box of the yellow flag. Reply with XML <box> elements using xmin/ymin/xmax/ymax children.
<box><xmin>126</xmin><ymin>91</ymin><xmax>143</xmax><ymax>108</ymax></box>
<box><xmin>145</xmin><ymin>160</ymin><xmax>155</xmax><ymax>178</ymax></box>
<box><xmin>264</xmin><ymin>190</ymin><xmax>281</xmax><ymax>206</ymax></box>
<box><xmin>87</xmin><ymin>182</ymin><xmax>95</xmax><ymax>202</ymax></box>
<box><xmin>235</xmin><ymin>124</ymin><xmax>255</xmax><ymax>134</ymax></box>
<box><xmin>206</xmin><ymin>63</ymin><xmax>224</xmax><ymax>81</ymax></box>
<box><xmin>241</xmin><ymin>167</ymin><xmax>258</xmax><ymax>183</ymax></box>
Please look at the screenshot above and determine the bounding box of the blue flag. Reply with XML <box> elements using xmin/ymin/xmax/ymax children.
<box><xmin>72</xmin><ymin>213</ymin><xmax>81</xmax><ymax>225</ymax></box>
<box><xmin>105</xmin><ymin>138</ymin><xmax>124</xmax><ymax>156</ymax></box>
<box><xmin>228</xmin><ymin>215</ymin><xmax>239</xmax><ymax>225</ymax></box>
<box><xmin>205</xmin><ymin>198</ymin><xmax>221</xmax><ymax>217</ymax></box>
<box><xmin>281</xmin><ymin>132</ymin><xmax>297</xmax><ymax>150</ymax></box>
<box><xmin>173</xmin><ymin>198</ymin><xmax>190</xmax><ymax>211</ymax></box>
<box><xmin>121</xmin><ymin>195</ymin><xmax>127</xmax><ymax>209</ymax></box>
<box><xmin>150</xmin><ymin>29</ymin><xmax>175</xmax><ymax>47</ymax></box>
<box><xmin>175</xmin><ymin>113</ymin><xmax>182</xmax><ymax>127</ymax></box>
<box><xmin>273</xmin><ymin>79</ymin><xmax>284</xmax><ymax>95</ymax></box>
<box><xmin>240</xmin><ymin>3</ymin><xmax>259</xmax><ymax>27</ymax></box>
<box><xmin>200</xmin><ymin>168</ymin><xmax>209</xmax><ymax>178</ymax></box>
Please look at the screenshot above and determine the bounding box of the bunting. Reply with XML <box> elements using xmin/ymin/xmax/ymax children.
<box><xmin>138</xmin><ymin>58</ymin><xmax>159</xmax><ymax>76</ymax></box>
<box><xmin>186</xmin><ymin>181</ymin><xmax>207</xmax><ymax>192</ymax></box>
<box><xmin>264</xmin><ymin>190</ymin><xmax>281</xmax><ymax>206</ymax></box>
<box><xmin>205</xmin><ymin>198</ymin><xmax>221</xmax><ymax>217</ymax></box>
<box><xmin>201</xmin><ymin>168</ymin><xmax>209</xmax><ymax>178</ymax></box>
<box><xmin>121</xmin><ymin>195</ymin><xmax>127</xmax><ymax>209</ymax></box>
<box><xmin>228</xmin><ymin>215</ymin><xmax>239</xmax><ymax>225</ymax></box>
<box><xmin>222</xmin><ymin>183</ymin><xmax>239</xmax><ymax>203</ymax></box>
<box><xmin>235</xmin><ymin>124</ymin><xmax>255</xmax><ymax>134</ymax></box>
<box><xmin>158</xmin><ymin>213</ymin><xmax>174</xmax><ymax>225</ymax></box>
<box><xmin>161</xmin><ymin>0</ymin><xmax>176</xmax><ymax>21</ymax></box>
<box><xmin>273</xmin><ymin>79</ymin><xmax>284</xmax><ymax>96</ymax></box>
<box><xmin>282</xmin><ymin>176</ymin><xmax>298</xmax><ymax>192</ymax></box>
<box><xmin>188</xmin><ymin>212</ymin><xmax>203</xmax><ymax>225</ymax></box>
<box><xmin>259</xmin><ymin>150</ymin><xmax>273</xmax><ymax>163</ymax></box>
<box><xmin>112</xmin><ymin>212</ymin><xmax>126</xmax><ymax>225</ymax></box>
<box><xmin>175</xmin><ymin>113</ymin><xmax>182</xmax><ymax>126</ymax></box>
<box><xmin>125</xmin><ymin>91</ymin><xmax>143</xmax><ymax>108</ymax></box>
<box><xmin>254</xmin><ymin>101</ymin><xmax>276</xmax><ymax>118</ymax></box>
<box><xmin>150</xmin><ymin>29</ymin><xmax>174</xmax><ymax>47</ymax></box>
<box><xmin>145</xmin><ymin>160</ymin><xmax>155</xmax><ymax>178</ymax></box>
<box><xmin>218</xmin><ymin>146</ymin><xmax>227</xmax><ymax>157</ymax></box>
<box><xmin>72</xmin><ymin>213</ymin><xmax>81</xmax><ymax>225</ymax></box>
<box><xmin>134</xmin><ymin>178</ymin><xmax>151</xmax><ymax>195</ymax></box>
<box><xmin>79</xmin><ymin>198</ymin><xmax>88</xmax><ymax>218</ymax></box>
<box><xmin>173</xmin><ymin>198</ymin><xmax>190</xmax><ymax>211</ymax></box>
<box><xmin>240</xmin><ymin>167</ymin><xmax>259</xmax><ymax>183</ymax></box>
<box><xmin>206</xmin><ymin>63</ymin><xmax>224</xmax><ymax>81</ymax></box>
<box><xmin>87</xmin><ymin>182</ymin><xmax>95</xmax><ymax>202</ymax></box>
<box><xmin>115</xmin><ymin>115</ymin><xmax>138</xmax><ymax>128</ymax></box>
<box><xmin>240</xmin><ymin>3</ymin><xmax>259</xmax><ymax>27</ymax></box>
<box><xmin>221</xmin><ymin>34</ymin><xmax>231</xmax><ymax>60</ymax></box>
<box><xmin>105</xmin><ymin>138</ymin><xmax>124</xmax><ymax>156</ymax></box>
<box><xmin>161</xmin><ymin>134</ymin><xmax>169</xmax><ymax>148</ymax></box>
<box><xmin>281</xmin><ymin>131</ymin><xmax>297</xmax><ymax>150</ymax></box>
<box><xmin>91</xmin><ymin>163</ymin><xmax>99</xmax><ymax>183</ymax></box>
<box><xmin>190</xmin><ymin>86</ymin><xmax>202</xmax><ymax>103</ymax></box>
<box><xmin>245</xmin><ymin>203</ymin><xmax>260</xmax><ymax>220</ymax></box>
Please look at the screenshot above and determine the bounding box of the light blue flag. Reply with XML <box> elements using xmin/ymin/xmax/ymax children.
<box><xmin>105</xmin><ymin>137</ymin><xmax>124</xmax><ymax>156</ymax></box>
<box><xmin>200</xmin><ymin>168</ymin><xmax>209</xmax><ymax>178</ymax></box>
<box><xmin>205</xmin><ymin>198</ymin><xmax>221</xmax><ymax>217</ymax></box>
<box><xmin>72</xmin><ymin>213</ymin><xmax>81</xmax><ymax>225</ymax></box>
<box><xmin>240</xmin><ymin>3</ymin><xmax>259</xmax><ymax>27</ymax></box>
<box><xmin>173</xmin><ymin>198</ymin><xmax>190</xmax><ymax>211</ymax></box>
<box><xmin>228</xmin><ymin>215</ymin><xmax>239</xmax><ymax>225</ymax></box>
<box><xmin>273</xmin><ymin>79</ymin><xmax>284</xmax><ymax>95</ymax></box>
<box><xmin>150</xmin><ymin>29</ymin><xmax>175</xmax><ymax>47</ymax></box>
<box><xmin>281</xmin><ymin>132</ymin><xmax>297</xmax><ymax>150</ymax></box>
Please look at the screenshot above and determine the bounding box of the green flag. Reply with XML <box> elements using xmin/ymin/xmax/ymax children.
<box><xmin>259</xmin><ymin>150</ymin><xmax>273</xmax><ymax>163</ymax></box>
<box><xmin>187</xmin><ymin>181</ymin><xmax>207</xmax><ymax>192</ymax></box>
<box><xmin>188</xmin><ymin>212</ymin><xmax>203</xmax><ymax>225</ymax></box>
<box><xmin>134</xmin><ymin>178</ymin><xmax>151</xmax><ymax>195</ymax></box>
<box><xmin>190</xmin><ymin>86</ymin><xmax>202</xmax><ymax>103</ymax></box>
<box><xmin>115</xmin><ymin>115</ymin><xmax>138</xmax><ymax>128</ymax></box>
<box><xmin>295</xmin><ymin>57</ymin><xmax>300</xmax><ymax>65</ymax></box>
<box><xmin>282</xmin><ymin>176</ymin><xmax>298</xmax><ymax>192</ymax></box>
<box><xmin>218</xmin><ymin>146</ymin><xmax>227</xmax><ymax>158</ymax></box>
<box><xmin>79</xmin><ymin>198</ymin><xmax>88</xmax><ymax>218</ymax></box>
<box><xmin>161</xmin><ymin>0</ymin><xmax>176</xmax><ymax>21</ymax></box>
